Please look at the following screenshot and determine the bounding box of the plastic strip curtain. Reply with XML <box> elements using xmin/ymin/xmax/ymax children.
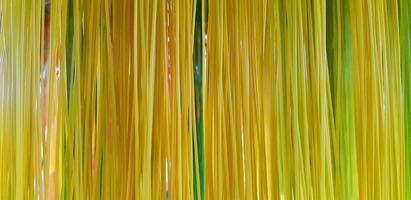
<box><xmin>0</xmin><ymin>0</ymin><xmax>409</xmax><ymax>199</ymax></box>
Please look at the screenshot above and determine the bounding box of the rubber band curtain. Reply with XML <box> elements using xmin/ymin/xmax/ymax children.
<box><xmin>0</xmin><ymin>0</ymin><xmax>410</xmax><ymax>199</ymax></box>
